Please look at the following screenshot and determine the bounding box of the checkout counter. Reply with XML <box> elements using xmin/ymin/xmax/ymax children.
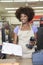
<box><xmin>0</xmin><ymin>59</ymin><xmax>32</xmax><ymax>65</ymax></box>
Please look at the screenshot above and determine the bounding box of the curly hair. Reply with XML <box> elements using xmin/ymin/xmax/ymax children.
<box><xmin>15</xmin><ymin>6</ymin><xmax>35</xmax><ymax>22</ymax></box>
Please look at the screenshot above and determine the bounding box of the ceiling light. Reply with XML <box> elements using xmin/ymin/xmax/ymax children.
<box><xmin>0</xmin><ymin>1</ymin><xmax>13</xmax><ymax>2</ymax></box>
<box><xmin>34</xmin><ymin>10</ymin><xmax>43</xmax><ymax>12</ymax></box>
<box><xmin>5</xmin><ymin>8</ymin><xmax>18</xmax><ymax>10</ymax></box>
<box><xmin>27</xmin><ymin>0</ymin><xmax>39</xmax><ymax>2</ymax></box>
<box><xmin>32</xmin><ymin>7</ymin><xmax>43</xmax><ymax>9</ymax></box>
<box><xmin>0</xmin><ymin>0</ymin><xmax>41</xmax><ymax>2</ymax></box>
<box><xmin>8</xmin><ymin>11</ymin><xmax>16</xmax><ymax>13</ymax></box>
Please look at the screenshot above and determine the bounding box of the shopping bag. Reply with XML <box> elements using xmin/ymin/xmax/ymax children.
<box><xmin>32</xmin><ymin>50</ymin><xmax>43</xmax><ymax>65</ymax></box>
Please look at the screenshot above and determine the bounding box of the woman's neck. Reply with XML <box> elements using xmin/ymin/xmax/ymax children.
<box><xmin>22</xmin><ymin>22</ymin><xmax>29</xmax><ymax>26</ymax></box>
<box><xmin>21</xmin><ymin>22</ymin><xmax>31</xmax><ymax>30</ymax></box>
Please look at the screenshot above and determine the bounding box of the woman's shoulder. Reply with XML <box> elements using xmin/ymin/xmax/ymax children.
<box><xmin>32</xmin><ymin>25</ymin><xmax>38</xmax><ymax>30</ymax></box>
<box><xmin>13</xmin><ymin>26</ymin><xmax>20</xmax><ymax>34</ymax></box>
<box><xmin>32</xmin><ymin>25</ymin><xmax>38</xmax><ymax>33</ymax></box>
<box><xmin>14</xmin><ymin>26</ymin><xmax>19</xmax><ymax>29</ymax></box>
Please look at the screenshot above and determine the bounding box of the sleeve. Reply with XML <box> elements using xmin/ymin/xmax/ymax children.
<box><xmin>32</xmin><ymin>25</ymin><xmax>38</xmax><ymax>33</ymax></box>
<box><xmin>13</xmin><ymin>26</ymin><xmax>19</xmax><ymax>35</ymax></box>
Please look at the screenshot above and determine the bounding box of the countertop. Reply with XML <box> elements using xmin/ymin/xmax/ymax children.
<box><xmin>0</xmin><ymin>59</ymin><xmax>32</xmax><ymax>65</ymax></box>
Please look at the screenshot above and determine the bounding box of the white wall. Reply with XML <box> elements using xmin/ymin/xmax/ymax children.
<box><xmin>6</xmin><ymin>16</ymin><xmax>22</xmax><ymax>24</ymax></box>
<box><xmin>1</xmin><ymin>13</ymin><xmax>22</xmax><ymax>24</ymax></box>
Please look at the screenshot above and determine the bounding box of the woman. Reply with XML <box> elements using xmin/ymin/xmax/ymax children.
<box><xmin>13</xmin><ymin>6</ymin><xmax>38</xmax><ymax>58</ymax></box>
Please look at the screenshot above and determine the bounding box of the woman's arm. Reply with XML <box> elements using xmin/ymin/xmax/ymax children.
<box><xmin>34</xmin><ymin>32</ymin><xmax>37</xmax><ymax>40</ymax></box>
<box><xmin>13</xmin><ymin>26</ymin><xmax>19</xmax><ymax>44</ymax></box>
<box><xmin>32</xmin><ymin>25</ymin><xmax>38</xmax><ymax>42</ymax></box>
<box><xmin>13</xmin><ymin>33</ymin><xmax>18</xmax><ymax>44</ymax></box>
<box><xmin>32</xmin><ymin>26</ymin><xmax>38</xmax><ymax>45</ymax></box>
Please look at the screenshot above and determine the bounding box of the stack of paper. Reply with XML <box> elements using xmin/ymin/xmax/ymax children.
<box><xmin>1</xmin><ymin>42</ymin><xmax>22</xmax><ymax>56</ymax></box>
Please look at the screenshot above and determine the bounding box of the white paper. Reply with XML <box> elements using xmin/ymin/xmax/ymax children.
<box><xmin>1</xmin><ymin>42</ymin><xmax>22</xmax><ymax>56</ymax></box>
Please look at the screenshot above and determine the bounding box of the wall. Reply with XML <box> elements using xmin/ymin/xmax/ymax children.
<box><xmin>1</xmin><ymin>13</ymin><xmax>43</xmax><ymax>24</ymax></box>
<box><xmin>1</xmin><ymin>13</ymin><xmax>22</xmax><ymax>24</ymax></box>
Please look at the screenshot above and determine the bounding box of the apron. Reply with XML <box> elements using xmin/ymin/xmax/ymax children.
<box><xmin>17</xmin><ymin>26</ymin><xmax>35</xmax><ymax>58</ymax></box>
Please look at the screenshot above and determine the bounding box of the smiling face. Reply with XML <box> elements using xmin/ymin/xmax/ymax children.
<box><xmin>20</xmin><ymin>14</ymin><xmax>29</xmax><ymax>24</ymax></box>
